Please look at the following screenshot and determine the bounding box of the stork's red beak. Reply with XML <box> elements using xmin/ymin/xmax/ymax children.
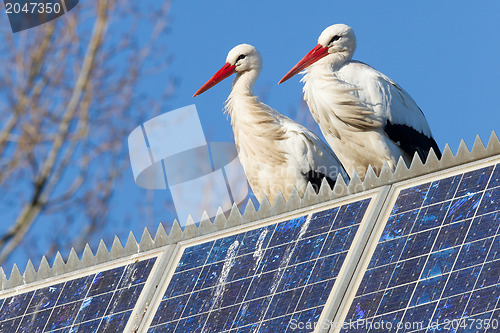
<box><xmin>278</xmin><ymin>44</ymin><xmax>329</xmax><ymax>84</ymax></box>
<box><xmin>193</xmin><ymin>62</ymin><xmax>236</xmax><ymax>97</ymax></box>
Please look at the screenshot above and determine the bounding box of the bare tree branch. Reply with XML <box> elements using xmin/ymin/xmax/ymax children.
<box><xmin>0</xmin><ymin>0</ymin><xmax>174</xmax><ymax>266</ymax></box>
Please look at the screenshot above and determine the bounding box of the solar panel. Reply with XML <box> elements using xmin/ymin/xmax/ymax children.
<box><xmin>340</xmin><ymin>164</ymin><xmax>500</xmax><ymax>332</ymax></box>
<box><xmin>148</xmin><ymin>198</ymin><xmax>372</xmax><ymax>332</ymax></box>
<box><xmin>0</xmin><ymin>257</ymin><xmax>156</xmax><ymax>332</ymax></box>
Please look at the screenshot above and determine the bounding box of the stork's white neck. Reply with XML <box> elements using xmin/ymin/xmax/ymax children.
<box><xmin>230</xmin><ymin>68</ymin><xmax>260</xmax><ymax>96</ymax></box>
<box><xmin>224</xmin><ymin>68</ymin><xmax>287</xmax><ymax>167</ymax></box>
<box><xmin>310</xmin><ymin>51</ymin><xmax>351</xmax><ymax>73</ymax></box>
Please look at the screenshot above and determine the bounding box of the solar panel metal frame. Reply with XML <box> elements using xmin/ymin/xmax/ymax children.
<box><xmin>327</xmin><ymin>155</ymin><xmax>500</xmax><ymax>333</ymax></box>
<box><xmin>138</xmin><ymin>187</ymin><xmax>391</xmax><ymax>332</ymax></box>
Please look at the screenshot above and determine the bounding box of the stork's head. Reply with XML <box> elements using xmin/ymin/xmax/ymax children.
<box><xmin>279</xmin><ymin>24</ymin><xmax>356</xmax><ymax>84</ymax></box>
<box><xmin>193</xmin><ymin>44</ymin><xmax>262</xmax><ymax>97</ymax></box>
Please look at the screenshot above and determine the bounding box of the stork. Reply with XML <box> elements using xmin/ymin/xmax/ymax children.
<box><xmin>194</xmin><ymin>44</ymin><xmax>348</xmax><ymax>203</ymax></box>
<box><xmin>279</xmin><ymin>24</ymin><xmax>441</xmax><ymax>178</ymax></box>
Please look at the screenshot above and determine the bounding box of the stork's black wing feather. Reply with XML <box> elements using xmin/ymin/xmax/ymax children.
<box><xmin>305</xmin><ymin>170</ymin><xmax>336</xmax><ymax>194</ymax></box>
<box><xmin>385</xmin><ymin>120</ymin><xmax>442</xmax><ymax>162</ymax></box>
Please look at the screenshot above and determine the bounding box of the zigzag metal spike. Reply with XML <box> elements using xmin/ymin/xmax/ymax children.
<box><xmin>227</xmin><ymin>203</ymin><xmax>242</xmax><ymax>228</ymax></box>
<box><xmin>167</xmin><ymin>220</ymin><xmax>183</xmax><ymax>245</ymax></box>
<box><xmin>440</xmin><ymin>143</ymin><xmax>455</xmax><ymax>169</ymax></box>
<box><xmin>257</xmin><ymin>195</ymin><xmax>272</xmax><ymax>219</ymax></box>
<box><xmin>110</xmin><ymin>236</ymin><xmax>124</xmax><ymax>259</ymax></box>
<box><xmin>272</xmin><ymin>191</ymin><xmax>287</xmax><ymax>216</ymax></box>
<box><xmin>213</xmin><ymin>207</ymin><xmax>228</xmax><ymax>231</ymax></box>
<box><xmin>52</xmin><ymin>252</ymin><xmax>65</xmax><ymax>276</ymax></box>
<box><xmin>302</xmin><ymin>182</ymin><xmax>318</xmax><ymax>208</ymax></box>
<box><xmin>0</xmin><ymin>267</ymin><xmax>6</xmax><ymax>291</ymax></box>
<box><xmin>486</xmin><ymin>131</ymin><xmax>500</xmax><ymax>154</ymax></box>
<box><xmin>471</xmin><ymin>135</ymin><xmax>486</xmax><ymax>159</ymax></box>
<box><xmin>363</xmin><ymin>165</ymin><xmax>379</xmax><ymax>190</ymax></box>
<box><xmin>200</xmin><ymin>211</ymin><xmax>211</xmax><ymax>224</ymax></box>
<box><xmin>378</xmin><ymin>161</ymin><xmax>393</xmax><ymax>183</ymax></box>
<box><xmin>286</xmin><ymin>187</ymin><xmax>301</xmax><ymax>211</ymax></box>
<box><xmin>393</xmin><ymin>156</ymin><xmax>409</xmax><ymax>181</ymax></box>
<box><xmin>124</xmin><ymin>232</ymin><xmax>139</xmax><ymax>255</ymax></box>
<box><xmin>455</xmin><ymin>139</ymin><xmax>470</xmax><ymax>164</ymax></box>
<box><xmin>23</xmin><ymin>260</ymin><xmax>36</xmax><ymax>284</ymax></box>
<box><xmin>95</xmin><ymin>240</ymin><xmax>110</xmax><ymax>264</ymax></box>
<box><xmin>153</xmin><ymin>224</ymin><xmax>168</xmax><ymax>248</ymax></box>
<box><xmin>425</xmin><ymin>147</ymin><xmax>441</xmax><ymax>170</ymax></box>
<box><xmin>66</xmin><ymin>248</ymin><xmax>80</xmax><ymax>271</ymax></box>
<box><xmin>332</xmin><ymin>174</ymin><xmax>348</xmax><ymax>197</ymax></box>
<box><xmin>198</xmin><ymin>212</ymin><xmax>216</xmax><ymax>236</ymax></box>
<box><xmin>183</xmin><ymin>217</ymin><xmax>199</xmax><ymax>239</ymax></box>
<box><xmin>242</xmin><ymin>199</ymin><xmax>258</xmax><ymax>223</ymax></box>
<box><xmin>38</xmin><ymin>256</ymin><xmax>50</xmax><ymax>279</ymax></box>
<box><xmin>81</xmin><ymin>244</ymin><xmax>95</xmax><ymax>267</ymax></box>
<box><xmin>318</xmin><ymin>177</ymin><xmax>334</xmax><ymax>202</ymax></box>
<box><xmin>408</xmin><ymin>152</ymin><xmax>425</xmax><ymax>178</ymax></box>
<box><xmin>347</xmin><ymin>170</ymin><xmax>363</xmax><ymax>195</ymax></box>
<box><xmin>9</xmin><ymin>264</ymin><xmax>22</xmax><ymax>288</ymax></box>
<box><xmin>140</xmin><ymin>227</ymin><xmax>154</xmax><ymax>252</ymax></box>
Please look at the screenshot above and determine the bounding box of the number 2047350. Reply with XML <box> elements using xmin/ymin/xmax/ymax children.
<box><xmin>5</xmin><ymin>2</ymin><xmax>62</xmax><ymax>14</ymax></box>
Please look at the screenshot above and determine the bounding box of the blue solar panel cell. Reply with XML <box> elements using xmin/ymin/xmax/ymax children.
<box><xmin>392</xmin><ymin>183</ymin><xmax>430</xmax><ymax>215</ymax></box>
<box><xmin>379</xmin><ymin>282</ymin><xmax>416</xmax><ymax>314</ymax></box>
<box><xmin>0</xmin><ymin>318</ymin><xmax>21</xmax><ymax>332</ymax></box>
<box><xmin>380</xmin><ymin>210</ymin><xmax>419</xmax><ymax>242</ymax></box>
<box><xmin>68</xmin><ymin>318</ymin><xmax>101</xmax><ymax>332</ymax></box>
<box><xmin>76</xmin><ymin>292</ymin><xmax>114</xmax><ymax>323</ymax></box>
<box><xmin>99</xmin><ymin>310</ymin><xmax>133</xmax><ymax>332</ymax></box>
<box><xmin>340</xmin><ymin>164</ymin><xmax>500</xmax><ymax>332</ymax></box>
<box><xmin>17</xmin><ymin>308</ymin><xmax>51</xmax><ymax>332</ymax></box>
<box><xmin>409</xmin><ymin>276</ymin><xmax>447</xmax><ymax>307</ymax></box>
<box><xmin>149</xmin><ymin>198</ymin><xmax>372</xmax><ymax>332</ymax></box>
<box><xmin>488</xmin><ymin>164</ymin><xmax>500</xmax><ymax>189</ymax></box>
<box><xmin>413</xmin><ymin>202</ymin><xmax>451</xmax><ymax>234</ymax></box>
<box><xmin>0</xmin><ymin>292</ymin><xmax>34</xmax><ymax>322</ymax></box>
<box><xmin>0</xmin><ymin>257</ymin><xmax>156</xmax><ymax>332</ymax></box>
<box><xmin>27</xmin><ymin>283</ymin><xmax>64</xmax><ymax>313</ymax></box>
<box><xmin>423</xmin><ymin>175</ymin><xmax>461</xmax><ymax>206</ymax></box>
<box><xmin>56</xmin><ymin>275</ymin><xmax>92</xmax><ymax>305</ymax></box>
<box><xmin>445</xmin><ymin>193</ymin><xmax>482</xmax><ymax>224</ymax></box>
<box><xmin>421</xmin><ymin>248</ymin><xmax>458</xmax><ymax>279</ymax></box>
<box><xmin>357</xmin><ymin>265</ymin><xmax>395</xmax><ymax>296</ymax></box>
<box><xmin>478</xmin><ymin>187</ymin><xmax>500</xmax><ymax>216</ymax></box>
<box><xmin>466</xmin><ymin>284</ymin><xmax>500</xmax><ymax>316</ymax></box>
<box><xmin>455</xmin><ymin>166</ymin><xmax>494</xmax><ymax>197</ymax></box>
<box><xmin>367</xmin><ymin>238</ymin><xmax>406</xmax><ymax>269</ymax></box>
<box><xmin>467</xmin><ymin>212</ymin><xmax>499</xmax><ymax>243</ymax></box>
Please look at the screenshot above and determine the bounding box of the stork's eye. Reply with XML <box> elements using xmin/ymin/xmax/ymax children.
<box><xmin>329</xmin><ymin>35</ymin><xmax>341</xmax><ymax>44</ymax></box>
<box><xmin>236</xmin><ymin>54</ymin><xmax>246</xmax><ymax>62</ymax></box>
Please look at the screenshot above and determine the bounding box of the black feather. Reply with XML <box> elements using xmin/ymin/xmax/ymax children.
<box><xmin>305</xmin><ymin>170</ymin><xmax>336</xmax><ymax>194</ymax></box>
<box><xmin>384</xmin><ymin>120</ymin><xmax>442</xmax><ymax>162</ymax></box>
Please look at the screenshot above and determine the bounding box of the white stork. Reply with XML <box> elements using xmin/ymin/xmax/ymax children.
<box><xmin>279</xmin><ymin>24</ymin><xmax>441</xmax><ymax>178</ymax></box>
<box><xmin>194</xmin><ymin>44</ymin><xmax>348</xmax><ymax>203</ymax></box>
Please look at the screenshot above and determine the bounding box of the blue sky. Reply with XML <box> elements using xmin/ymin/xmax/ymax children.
<box><xmin>163</xmin><ymin>0</ymin><xmax>500</xmax><ymax>152</ymax></box>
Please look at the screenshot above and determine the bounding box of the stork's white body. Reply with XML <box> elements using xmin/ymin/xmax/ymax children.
<box><xmin>227</xmin><ymin>78</ymin><xmax>346</xmax><ymax>203</ymax></box>
<box><xmin>195</xmin><ymin>44</ymin><xmax>347</xmax><ymax>203</ymax></box>
<box><xmin>282</xmin><ymin>24</ymin><xmax>440</xmax><ymax>179</ymax></box>
<box><xmin>303</xmin><ymin>60</ymin><xmax>433</xmax><ymax>176</ymax></box>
